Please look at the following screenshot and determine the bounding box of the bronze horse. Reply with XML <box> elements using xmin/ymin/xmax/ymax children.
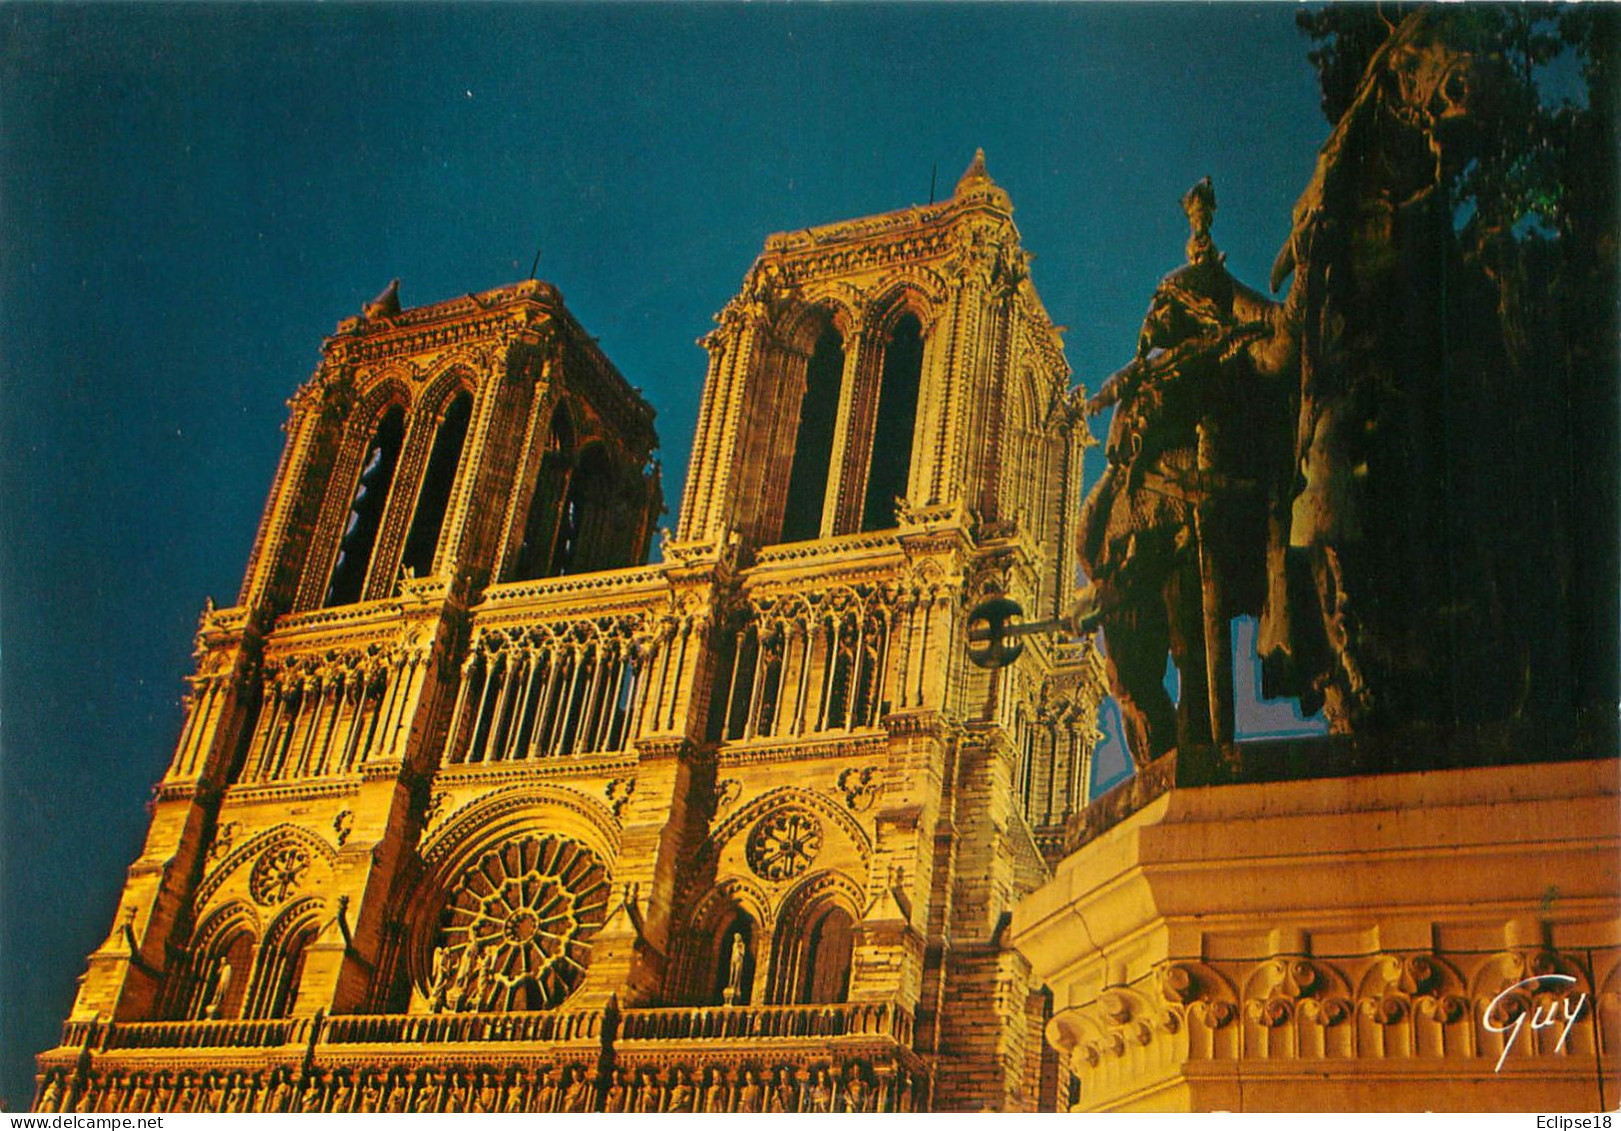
<box><xmin>1264</xmin><ymin>9</ymin><xmax>1501</xmax><ymax>733</ymax></box>
<box><xmin>1075</xmin><ymin>10</ymin><xmax>1496</xmax><ymax>764</ymax></box>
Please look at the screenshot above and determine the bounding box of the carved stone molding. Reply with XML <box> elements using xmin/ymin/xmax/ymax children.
<box><xmin>605</xmin><ymin>777</ymin><xmax>636</xmax><ymax>819</ymax></box>
<box><xmin>746</xmin><ymin>809</ymin><xmax>824</xmax><ymax>883</ymax></box>
<box><xmin>713</xmin><ymin>779</ymin><xmax>742</xmax><ymax>815</ymax></box>
<box><xmin>1049</xmin><ymin>946</ymin><xmax>1612</xmax><ymax>1092</ymax></box>
<box><xmin>249</xmin><ymin>845</ymin><xmax>312</xmax><ymax>907</ymax></box>
<box><xmin>836</xmin><ymin>766</ymin><xmax>882</xmax><ymax>812</ymax></box>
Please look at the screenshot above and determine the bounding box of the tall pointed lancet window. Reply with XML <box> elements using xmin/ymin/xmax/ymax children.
<box><xmin>324</xmin><ymin>406</ymin><xmax>406</xmax><ymax>607</ymax></box>
<box><xmin>780</xmin><ymin>323</ymin><xmax>845</xmax><ymax>543</ymax></box>
<box><xmin>513</xmin><ymin>406</ymin><xmax>576</xmax><ymax>582</ymax></box>
<box><xmin>400</xmin><ymin>391</ymin><xmax>474</xmax><ymax>577</ymax></box>
<box><xmin>552</xmin><ymin>445</ymin><xmax>612</xmax><ymax>575</ymax></box>
<box><xmin>861</xmin><ymin>313</ymin><xmax>924</xmax><ymax>531</ymax></box>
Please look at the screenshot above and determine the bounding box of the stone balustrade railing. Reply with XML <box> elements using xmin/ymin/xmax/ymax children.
<box><xmin>322</xmin><ymin>1009</ymin><xmax>603</xmax><ymax>1046</ymax></box>
<box><xmin>478</xmin><ymin>565</ymin><xmax>665</xmax><ymax>611</ymax></box>
<box><xmin>618</xmin><ymin>1000</ymin><xmax>913</xmax><ymax>1045</ymax></box>
<box><xmin>54</xmin><ymin>999</ymin><xmax>912</xmax><ymax>1055</ymax></box>
<box><xmin>86</xmin><ymin>1018</ymin><xmax>311</xmax><ymax>1051</ymax></box>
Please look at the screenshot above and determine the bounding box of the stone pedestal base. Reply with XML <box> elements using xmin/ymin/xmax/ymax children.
<box><xmin>1011</xmin><ymin>757</ymin><xmax>1621</xmax><ymax>1112</ymax></box>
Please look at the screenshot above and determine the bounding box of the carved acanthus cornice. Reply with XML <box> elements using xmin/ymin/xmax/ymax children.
<box><xmin>633</xmin><ymin>736</ymin><xmax>697</xmax><ymax>764</ymax></box>
<box><xmin>342</xmin><ymin>754</ymin><xmax>399</xmax><ymax>782</ymax></box>
<box><xmin>881</xmin><ymin>710</ymin><xmax>952</xmax><ymax>740</ymax></box>
<box><xmin>328</xmin><ymin>314</ymin><xmax>520</xmax><ymax>368</ymax></box>
<box><xmin>222</xmin><ymin>776</ymin><xmax>364</xmax><ymax>808</ymax></box>
<box><xmin>325</xmin><ymin>282</ymin><xmax>558</xmax><ymax>358</ymax></box>
<box><xmin>433</xmin><ymin>753</ymin><xmax>638</xmax><ymax>790</ymax></box>
<box><xmin>717</xmin><ymin>730</ymin><xmax>889</xmax><ymax>768</ymax></box>
<box><xmin>1047</xmin><ymin>947</ymin><xmax>1615</xmax><ymax>1085</ymax></box>
<box><xmin>317</xmin><ymin>280</ymin><xmax>654</xmax><ymax>454</ymax></box>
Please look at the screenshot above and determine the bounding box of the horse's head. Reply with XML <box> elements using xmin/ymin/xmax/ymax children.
<box><xmin>1380</xmin><ymin>11</ymin><xmax>1498</xmax><ymax>151</ymax></box>
<box><xmin>1269</xmin><ymin>10</ymin><xmax>1501</xmax><ymax>295</ymax></box>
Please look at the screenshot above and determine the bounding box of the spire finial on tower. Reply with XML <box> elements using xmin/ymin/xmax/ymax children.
<box><xmin>955</xmin><ymin>148</ymin><xmax>992</xmax><ymax>195</ymax></box>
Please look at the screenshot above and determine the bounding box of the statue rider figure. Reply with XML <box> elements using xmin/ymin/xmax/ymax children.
<box><xmin>1072</xmin><ymin>177</ymin><xmax>1289</xmax><ymax>768</ymax></box>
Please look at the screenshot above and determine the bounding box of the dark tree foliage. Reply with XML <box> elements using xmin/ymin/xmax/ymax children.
<box><xmin>1299</xmin><ymin>4</ymin><xmax>1620</xmax><ymax>725</ymax></box>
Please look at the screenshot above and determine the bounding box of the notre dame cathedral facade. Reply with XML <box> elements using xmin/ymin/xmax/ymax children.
<box><xmin>35</xmin><ymin>153</ymin><xmax>1109</xmax><ymax>1114</ymax></box>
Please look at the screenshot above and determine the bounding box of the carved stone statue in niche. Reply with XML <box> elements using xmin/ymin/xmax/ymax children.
<box><xmin>412</xmin><ymin>1069</ymin><xmax>442</xmax><ymax>1113</ymax></box>
<box><xmin>702</xmin><ymin>1067</ymin><xmax>730</xmax><ymax>1112</ymax></box>
<box><xmin>807</xmin><ymin>1068</ymin><xmax>833</xmax><ymax>1113</ymax></box>
<box><xmin>357</xmin><ymin>1073</ymin><xmax>382</xmax><ymax>1112</ymax></box>
<box><xmin>723</xmin><ymin>931</ymin><xmax>748</xmax><ymax>1005</ymax></box>
<box><xmin>769</xmin><ymin>1067</ymin><xmax>798</xmax><ymax>1113</ymax></box>
<box><xmin>428</xmin><ymin>943</ymin><xmax>452</xmax><ymax>1011</ymax></box>
<box><xmin>38</xmin><ymin>1072</ymin><xmax>64</xmax><ymax>1112</ymax></box>
<box><xmin>533</xmin><ymin>1067</ymin><xmax>558</xmax><ymax>1114</ymax></box>
<box><xmin>501</xmin><ymin>1073</ymin><xmax>527</xmax><ymax>1113</ymax></box>
<box><xmin>299</xmin><ymin>1071</ymin><xmax>326</xmax><ymax>1114</ymax></box>
<box><xmin>175</xmin><ymin>1073</ymin><xmax>200</xmax><ymax>1112</ymax></box>
<box><xmin>449</xmin><ymin>936</ymin><xmax>483</xmax><ymax>1011</ymax></box>
<box><xmin>473</xmin><ymin>1070</ymin><xmax>499</xmax><ymax>1113</ymax></box>
<box><xmin>204</xmin><ymin>961</ymin><xmax>233</xmax><ymax>1019</ymax></box>
<box><xmin>382</xmin><ymin>1071</ymin><xmax>408</xmax><ymax>1113</ymax></box>
<box><xmin>736</xmin><ymin>1069</ymin><xmax>763</xmax><ymax>1113</ymax></box>
<box><xmin>444</xmin><ymin>1070</ymin><xmax>470</xmax><ymax>1112</ymax></box>
<box><xmin>89</xmin><ymin>1073</ymin><xmax>114</xmax><ymax>1113</ymax></box>
<box><xmin>127</xmin><ymin>1074</ymin><xmax>153</xmax><ymax>1114</ymax></box>
<box><xmin>150</xmin><ymin>1074</ymin><xmax>175</xmax><ymax>1112</ymax></box>
<box><xmin>666</xmin><ymin>1068</ymin><xmax>695</xmax><ymax>1112</ymax></box>
<box><xmin>633</xmin><ymin>1067</ymin><xmax>661</xmax><ymax>1113</ymax></box>
<box><xmin>560</xmin><ymin>1062</ymin><xmax>593</xmax><ymax>1108</ymax></box>
<box><xmin>222</xmin><ymin>1073</ymin><xmax>248</xmax><ymax>1113</ymax></box>
<box><xmin>603</xmin><ymin>1068</ymin><xmax>628</xmax><ymax>1113</ymax></box>
<box><xmin>329</xmin><ymin>1071</ymin><xmax>354</xmax><ymax>1113</ymax></box>
<box><xmin>845</xmin><ymin>1069</ymin><xmax>870</xmax><ymax>1113</ymax></box>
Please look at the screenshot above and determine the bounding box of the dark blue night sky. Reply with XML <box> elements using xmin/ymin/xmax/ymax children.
<box><xmin>0</xmin><ymin>3</ymin><xmax>1331</xmax><ymax>1104</ymax></box>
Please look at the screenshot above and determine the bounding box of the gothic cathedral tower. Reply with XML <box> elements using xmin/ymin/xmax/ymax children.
<box><xmin>38</xmin><ymin>152</ymin><xmax>1106</xmax><ymax>1114</ymax></box>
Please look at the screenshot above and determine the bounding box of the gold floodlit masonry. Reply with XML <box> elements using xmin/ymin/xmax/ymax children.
<box><xmin>37</xmin><ymin>152</ymin><xmax>1110</xmax><ymax>1113</ymax></box>
<box><xmin>39</xmin><ymin>22</ymin><xmax>1621</xmax><ymax>1098</ymax></box>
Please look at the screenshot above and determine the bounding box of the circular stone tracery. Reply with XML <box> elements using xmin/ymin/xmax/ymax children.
<box><xmin>435</xmin><ymin>834</ymin><xmax>610</xmax><ymax>1011</ymax></box>
<box><xmin>249</xmin><ymin>844</ymin><xmax>311</xmax><ymax>906</ymax></box>
<box><xmin>746</xmin><ymin>807</ymin><xmax>824</xmax><ymax>882</ymax></box>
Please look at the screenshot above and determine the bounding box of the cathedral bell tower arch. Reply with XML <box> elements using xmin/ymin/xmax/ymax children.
<box><xmin>675</xmin><ymin>151</ymin><xmax>1071</xmax><ymax>563</ymax></box>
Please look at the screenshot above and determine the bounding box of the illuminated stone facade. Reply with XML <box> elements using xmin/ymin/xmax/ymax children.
<box><xmin>1012</xmin><ymin>756</ymin><xmax>1621</xmax><ymax>1111</ymax></box>
<box><xmin>36</xmin><ymin>153</ymin><xmax>1108</xmax><ymax>1113</ymax></box>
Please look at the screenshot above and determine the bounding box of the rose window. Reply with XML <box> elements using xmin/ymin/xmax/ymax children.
<box><xmin>249</xmin><ymin>845</ymin><xmax>310</xmax><ymax>906</ymax></box>
<box><xmin>746</xmin><ymin>808</ymin><xmax>823</xmax><ymax>882</ymax></box>
<box><xmin>435</xmin><ymin>834</ymin><xmax>610</xmax><ymax>1011</ymax></box>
